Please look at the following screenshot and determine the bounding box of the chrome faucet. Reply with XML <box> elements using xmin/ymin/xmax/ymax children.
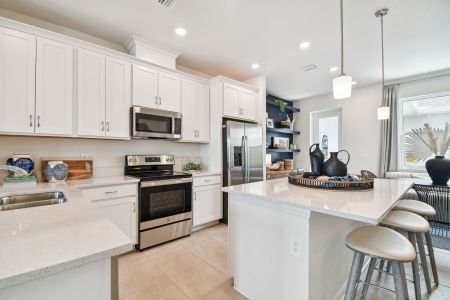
<box><xmin>0</xmin><ymin>165</ymin><xmax>29</xmax><ymax>177</ymax></box>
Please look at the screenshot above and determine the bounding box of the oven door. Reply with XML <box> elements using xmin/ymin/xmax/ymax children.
<box><xmin>132</xmin><ymin>106</ymin><xmax>182</xmax><ymax>139</ymax></box>
<box><xmin>139</xmin><ymin>178</ymin><xmax>192</xmax><ymax>230</ymax></box>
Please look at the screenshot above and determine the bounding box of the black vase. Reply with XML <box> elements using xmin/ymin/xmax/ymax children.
<box><xmin>425</xmin><ymin>156</ymin><xmax>450</xmax><ymax>186</ymax></box>
<box><xmin>309</xmin><ymin>144</ymin><xmax>324</xmax><ymax>174</ymax></box>
<box><xmin>322</xmin><ymin>150</ymin><xmax>350</xmax><ymax>177</ymax></box>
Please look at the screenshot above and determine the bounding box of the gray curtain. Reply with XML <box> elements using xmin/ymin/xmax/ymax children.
<box><xmin>379</xmin><ymin>85</ymin><xmax>399</xmax><ymax>178</ymax></box>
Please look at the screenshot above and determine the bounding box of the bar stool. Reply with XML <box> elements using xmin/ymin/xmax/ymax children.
<box><xmin>393</xmin><ymin>199</ymin><xmax>439</xmax><ymax>286</ymax></box>
<box><xmin>375</xmin><ymin>210</ymin><xmax>432</xmax><ymax>299</ymax></box>
<box><xmin>344</xmin><ymin>226</ymin><xmax>416</xmax><ymax>300</ymax></box>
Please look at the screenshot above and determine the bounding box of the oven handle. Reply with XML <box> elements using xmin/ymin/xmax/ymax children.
<box><xmin>141</xmin><ymin>177</ymin><xmax>192</xmax><ymax>187</ymax></box>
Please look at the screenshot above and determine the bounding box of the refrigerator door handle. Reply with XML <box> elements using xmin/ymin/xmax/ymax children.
<box><xmin>241</xmin><ymin>135</ymin><xmax>246</xmax><ymax>182</ymax></box>
<box><xmin>245</xmin><ymin>136</ymin><xmax>250</xmax><ymax>182</ymax></box>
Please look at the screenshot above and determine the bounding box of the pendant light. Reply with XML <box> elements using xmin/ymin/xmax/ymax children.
<box><xmin>376</xmin><ymin>8</ymin><xmax>389</xmax><ymax>120</ymax></box>
<box><xmin>333</xmin><ymin>0</ymin><xmax>352</xmax><ymax>99</ymax></box>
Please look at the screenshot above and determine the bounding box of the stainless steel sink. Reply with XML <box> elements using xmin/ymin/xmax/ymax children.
<box><xmin>0</xmin><ymin>191</ymin><xmax>67</xmax><ymax>211</ymax></box>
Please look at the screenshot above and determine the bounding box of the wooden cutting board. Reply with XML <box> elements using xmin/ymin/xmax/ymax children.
<box><xmin>41</xmin><ymin>158</ymin><xmax>93</xmax><ymax>181</ymax></box>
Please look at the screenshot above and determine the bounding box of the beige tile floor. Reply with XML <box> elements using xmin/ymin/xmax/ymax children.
<box><xmin>119</xmin><ymin>223</ymin><xmax>450</xmax><ymax>299</ymax></box>
<box><xmin>118</xmin><ymin>223</ymin><xmax>247</xmax><ymax>300</ymax></box>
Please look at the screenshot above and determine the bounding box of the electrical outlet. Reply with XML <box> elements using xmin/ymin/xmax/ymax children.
<box><xmin>290</xmin><ymin>239</ymin><xmax>302</xmax><ymax>259</ymax></box>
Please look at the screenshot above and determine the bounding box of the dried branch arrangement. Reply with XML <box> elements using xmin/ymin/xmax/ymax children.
<box><xmin>404</xmin><ymin>122</ymin><xmax>450</xmax><ymax>163</ymax></box>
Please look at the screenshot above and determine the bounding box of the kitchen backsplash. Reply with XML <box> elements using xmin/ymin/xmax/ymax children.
<box><xmin>0</xmin><ymin>136</ymin><xmax>205</xmax><ymax>181</ymax></box>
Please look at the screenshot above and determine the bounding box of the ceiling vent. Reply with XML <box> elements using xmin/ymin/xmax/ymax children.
<box><xmin>300</xmin><ymin>64</ymin><xmax>319</xmax><ymax>72</ymax></box>
<box><xmin>156</xmin><ymin>0</ymin><xmax>176</xmax><ymax>7</ymax></box>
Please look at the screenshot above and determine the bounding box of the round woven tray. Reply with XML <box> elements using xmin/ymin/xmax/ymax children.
<box><xmin>288</xmin><ymin>170</ymin><xmax>374</xmax><ymax>191</ymax></box>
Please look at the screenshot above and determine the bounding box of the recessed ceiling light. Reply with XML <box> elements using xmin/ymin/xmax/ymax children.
<box><xmin>251</xmin><ymin>63</ymin><xmax>260</xmax><ymax>69</ymax></box>
<box><xmin>329</xmin><ymin>66</ymin><xmax>339</xmax><ymax>72</ymax></box>
<box><xmin>352</xmin><ymin>81</ymin><xmax>357</xmax><ymax>85</ymax></box>
<box><xmin>175</xmin><ymin>27</ymin><xmax>187</xmax><ymax>36</ymax></box>
<box><xmin>299</xmin><ymin>41</ymin><xmax>311</xmax><ymax>49</ymax></box>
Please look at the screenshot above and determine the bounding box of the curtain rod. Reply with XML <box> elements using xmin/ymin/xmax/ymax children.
<box><xmin>386</xmin><ymin>68</ymin><xmax>450</xmax><ymax>86</ymax></box>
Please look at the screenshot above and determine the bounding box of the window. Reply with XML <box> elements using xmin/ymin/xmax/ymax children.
<box><xmin>397</xmin><ymin>91</ymin><xmax>450</xmax><ymax>171</ymax></box>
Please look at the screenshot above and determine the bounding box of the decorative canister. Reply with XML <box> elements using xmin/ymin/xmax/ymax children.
<box><xmin>44</xmin><ymin>161</ymin><xmax>69</xmax><ymax>182</ymax></box>
<box><xmin>6</xmin><ymin>154</ymin><xmax>34</xmax><ymax>177</ymax></box>
<box><xmin>322</xmin><ymin>150</ymin><xmax>350</xmax><ymax>177</ymax></box>
<box><xmin>309</xmin><ymin>144</ymin><xmax>324</xmax><ymax>174</ymax></box>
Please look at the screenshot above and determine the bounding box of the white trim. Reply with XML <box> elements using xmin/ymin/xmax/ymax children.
<box><xmin>209</xmin><ymin>75</ymin><xmax>259</xmax><ymax>93</ymax></box>
<box><xmin>124</xmin><ymin>35</ymin><xmax>180</xmax><ymax>58</ymax></box>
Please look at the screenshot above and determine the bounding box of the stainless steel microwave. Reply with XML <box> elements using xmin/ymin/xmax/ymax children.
<box><xmin>131</xmin><ymin>106</ymin><xmax>182</xmax><ymax>140</ymax></box>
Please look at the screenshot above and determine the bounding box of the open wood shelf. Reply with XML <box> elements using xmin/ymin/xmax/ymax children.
<box><xmin>267</xmin><ymin>127</ymin><xmax>300</xmax><ymax>135</ymax></box>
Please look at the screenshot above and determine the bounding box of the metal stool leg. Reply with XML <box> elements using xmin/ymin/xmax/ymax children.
<box><xmin>416</xmin><ymin>232</ymin><xmax>432</xmax><ymax>293</ymax></box>
<box><xmin>386</xmin><ymin>261</ymin><xmax>392</xmax><ymax>273</ymax></box>
<box><xmin>408</xmin><ymin>232</ymin><xmax>422</xmax><ymax>300</ymax></box>
<box><xmin>392</xmin><ymin>261</ymin><xmax>409</xmax><ymax>300</ymax></box>
<box><xmin>425</xmin><ymin>230</ymin><xmax>439</xmax><ymax>285</ymax></box>
<box><xmin>344</xmin><ymin>252</ymin><xmax>365</xmax><ymax>300</ymax></box>
<box><xmin>378</xmin><ymin>259</ymin><xmax>385</xmax><ymax>275</ymax></box>
<box><xmin>362</xmin><ymin>257</ymin><xmax>377</xmax><ymax>297</ymax></box>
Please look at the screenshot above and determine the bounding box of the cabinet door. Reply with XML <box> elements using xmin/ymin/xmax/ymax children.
<box><xmin>193</xmin><ymin>185</ymin><xmax>222</xmax><ymax>227</ymax></box>
<box><xmin>0</xmin><ymin>28</ymin><xmax>36</xmax><ymax>133</ymax></box>
<box><xmin>132</xmin><ymin>64</ymin><xmax>158</xmax><ymax>108</ymax></box>
<box><xmin>239</xmin><ymin>90</ymin><xmax>256</xmax><ymax>121</ymax></box>
<box><xmin>77</xmin><ymin>48</ymin><xmax>105</xmax><ymax>136</ymax></box>
<box><xmin>158</xmin><ymin>71</ymin><xmax>181</xmax><ymax>112</ymax></box>
<box><xmin>105</xmin><ymin>57</ymin><xmax>131</xmax><ymax>139</ymax></box>
<box><xmin>223</xmin><ymin>84</ymin><xmax>240</xmax><ymax>118</ymax></box>
<box><xmin>35</xmin><ymin>38</ymin><xmax>73</xmax><ymax>135</ymax></box>
<box><xmin>196</xmin><ymin>83</ymin><xmax>210</xmax><ymax>143</ymax></box>
<box><xmin>93</xmin><ymin>196</ymin><xmax>137</xmax><ymax>244</ymax></box>
<box><xmin>181</xmin><ymin>79</ymin><xmax>197</xmax><ymax>141</ymax></box>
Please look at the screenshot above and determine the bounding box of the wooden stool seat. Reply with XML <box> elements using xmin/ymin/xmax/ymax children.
<box><xmin>381</xmin><ymin>210</ymin><xmax>430</xmax><ymax>233</ymax></box>
<box><xmin>394</xmin><ymin>199</ymin><xmax>436</xmax><ymax>217</ymax></box>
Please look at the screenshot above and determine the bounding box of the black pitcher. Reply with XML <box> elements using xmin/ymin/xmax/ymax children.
<box><xmin>322</xmin><ymin>150</ymin><xmax>350</xmax><ymax>177</ymax></box>
<box><xmin>309</xmin><ymin>144</ymin><xmax>324</xmax><ymax>174</ymax></box>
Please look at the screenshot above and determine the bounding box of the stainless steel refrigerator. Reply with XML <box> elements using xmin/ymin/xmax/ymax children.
<box><xmin>222</xmin><ymin>120</ymin><xmax>264</xmax><ymax>223</ymax></box>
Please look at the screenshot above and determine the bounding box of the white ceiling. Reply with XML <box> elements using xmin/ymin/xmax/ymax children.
<box><xmin>1</xmin><ymin>0</ymin><xmax>449</xmax><ymax>100</ymax></box>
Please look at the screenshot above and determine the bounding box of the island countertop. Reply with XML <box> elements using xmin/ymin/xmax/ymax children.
<box><xmin>0</xmin><ymin>176</ymin><xmax>139</xmax><ymax>289</ymax></box>
<box><xmin>223</xmin><ymin>178</ymin><xmax>415</xmax><ymax>224</ymax></box>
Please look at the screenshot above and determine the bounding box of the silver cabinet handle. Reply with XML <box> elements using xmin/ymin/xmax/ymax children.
<box><xmin>37</xmin><ymin>115</ymin><xmax>40</xmax><ymax>128</ymax></box>
<box><xmin>106</xmin><ymin>121</ymin><xmax>110</xmax><ymax>132</ymax></box>
<box><xmin>104</xmin><ymin>191</ymin><xmax>118</xmax><ymax>194</ymax></box>
<box><xmin>159</xmin><ymin>96</ymin><xmax>162</xmax><ymax>105</ymax></box>
<box><xmin>133</xmin><ymin>202</ymin><xmax>136</xmax><ymax>213</ymax></box>
<box><xmin>101</xmin><ymin>121</ymin><xmax>105</xmax><ymax>132</ymax></box>
<box><xmin>155</xmin><ymin>95</ymin><xmax>158</xmax><ymax>105</ymax></box>
<box><xmin>193</xmin><ymin>192</ymin><xmax>197</xmax><ymax>200</ymax></box>
<box><xmin>29</xmin><ymin>114</ymin><xmax>33</xmax><ymax>127</ymax></box>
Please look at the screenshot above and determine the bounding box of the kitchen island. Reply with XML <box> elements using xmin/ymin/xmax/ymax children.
<box><xmin>223</xmin><ymin>177</ymin><xmax>414</xmax><ymax>300</ymax></box>
<box><xmin>0</xmin><ymin>177</ymin><xmax>138</xmax><ymax>300</ymax></box>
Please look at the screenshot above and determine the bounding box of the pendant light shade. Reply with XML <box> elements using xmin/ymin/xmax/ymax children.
<box><xmin>333</xmin><ymin>0</ymin><xmax>352</xmax><ymax>99</ymax></box>
<box><xmin>333</xmin><ymin>75</ymin><xmax>352</xmax><ymax>99</ymax></box>
<box><xmin>377</xmin><ymin>106</ymin><xmax>390</xmax><ymax>120</ymax></box>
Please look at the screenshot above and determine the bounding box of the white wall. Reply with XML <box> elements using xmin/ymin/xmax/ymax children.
<box><xmin>294</xmin><ymin>84</ymin><xmax>382</xmax><ymax>175</ymax></box>
<box><xmin>0</xmin><ymin>136</ymin><xmax>203</xmax><ymax>180</ymax></box>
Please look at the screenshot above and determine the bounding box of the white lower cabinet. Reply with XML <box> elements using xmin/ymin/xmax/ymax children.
<box><xmin>79</xmin><ymin>183</ymin><xmax>137</xmax><ymax>245</ymax></box>
<box><xmin>192</xmin><ymin>174</ymin><xmax>222</xmax><ymax>227</ymax></box>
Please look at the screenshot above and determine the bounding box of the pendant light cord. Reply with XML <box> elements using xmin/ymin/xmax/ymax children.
<box><xmin>381</xmin><ymin>12</ymin><xmax>385</xmax><ymax>98</ymax></box>
<box><xmin>340</xmin><ymin>0</ymin><xmax>344</xmax><ymax>75</ymax></box>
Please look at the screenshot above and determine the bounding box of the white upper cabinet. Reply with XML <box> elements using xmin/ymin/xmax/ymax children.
<box><xmin>132</xmin><ymin>64</ymin><xmax>181</xmax><ymax>113</ymax></box>
<box><xmin>35</xmin><ymin>38</ymin><xmax>73</xmax><ymax>135</ymax></box>
<box><xmin>132</xmin><ymin>64</ymin><xmax>158</xmax><ymax>109</ymax></box>
<box><xmin>223</xmin><ymin>84</ymin><xmax>240</xmax><ymax>118</ymax></box>
<box><xmin>222</xmin><ymin>82</ymin><xmax>257</xmax><ymax>121</ymax></box>
<box><xmin>158</xmin><ymin>71</ymin><xmax>181</xmax><ymax>112</ymax></box>
<box><xmin>196</xmin><ymin>83</ymin><xmax>210</xmax><ymax>142</ymax></box>
<box><xmin>181</xmin><ymin>79</ymin><xmax>209</xmax><ymax>143</ymax></box>
<box><xmin>105</xmin><ymin>57</ymin><xmax>131</xmax><ymax>138</ymax></box>
<box><xmin>77</xmin><ymin>48</ymin><xmax>106</xmax><ymax>137</ymax></box>
<box><xmin>0</xmin><ymin>28</ymin><xmax>36</xmax><ymax>133</ymax></box>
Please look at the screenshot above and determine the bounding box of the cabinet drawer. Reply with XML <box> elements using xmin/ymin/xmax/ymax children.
<box><xmin>81</xmin><ymin>184</ymin><xmax>137</xmax><ymax>201</ymax></box>
<box><xmin>193</xmin><ymin>175</ymin><xmax>221</xmax><ymax>187</ymax></box>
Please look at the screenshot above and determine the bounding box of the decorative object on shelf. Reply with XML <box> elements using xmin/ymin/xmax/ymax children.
<box><xmin>333</xmin><ymin>0</ymin><xmax>352</xmax><ymax>99</ymax></box>
<box><xmin>290</xmin><ymin>144</ymin><xmax>299</xmax><ymax>150</ymax></box>
<box><xmin>44</xmin><ymin>161</ymin><xmax>69</xmax><ymax>182</ymax></box>
<box><xmin>272</xmin><ymin>137</ymin><xmax>289</xmax><ymax>149</ymax></box>
<box><xmin>266</xmin><ymin>118</ymin><xmax>274</xmax><ymax>128</ymax></box>
<box><xmin>183</xmin><ymin>157</ymin><xmax>203</xmax><ymax>171</ymax></box>
<box><xmin>265</xmin><ymin>154</ymin><xmax>272</xmax><ymax>166</ymax></box>
<box><xmin>284</xmin><ymin>159</ymin><xmax>293</xmax><ymax>171</ymax></box>
<box><xmin>289</xmin><ymin>115</ymin><xmax>297</xmax><ymax>130</ymax></box>
<box><xmin>277</xmin><ymin>100</ymin><xmax>287</xmax><ymax>112</ymax></box>
<box><xmin>288</xmin><ymin>170</ymin><xmax>373</xmax><ymax>191</ymax></box>
<box><xmin>280</xmin><ymin>115</ymin><xmax>295</xmax><ymax>129</ymax></box>
<box><xmin>309</xmin><ymin>144</ymin><xmax>325</xmax><ymax>174</ymax></box>
<box><xmin>269</xmin><ymin>163</ymin><xmax>280</xmax><ymax>171</ymax></box>
<box><xmin>322</xmin><ymin>150</ymin><xmax>350</xmax><ymax>177</ymax></box>
<box><xmin>6</xmin><ymin>154</ymin><xmax>34</xmax><ymax>177</ymax></box>
<box><xmin>277</xmin><ymin>161</ymin><xmax>285</xmax><ymax>171</ymax></box>
<box><xmin>404</xmin><ymin>122</ymin><xmax>450</xmax><ymax>185</ymax></box>
<box><xmin>375</xmin><ymin>8</ymin><xmax>390</xmax><ymax>120</ymax></box>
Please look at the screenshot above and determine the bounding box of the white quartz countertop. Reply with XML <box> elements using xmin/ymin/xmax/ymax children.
<box><xmin>0</xmin><ymin>176</ymin><xmax>138</xmax><ymax>289</ymax></box>
<box><xmin>223</xmin><ymin>178</ymin><xmax>415</xmax><ymax>224</ymax></box>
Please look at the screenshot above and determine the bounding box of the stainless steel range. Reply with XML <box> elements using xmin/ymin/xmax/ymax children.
<box><xmin>125</xmin><ymin>155</ymin><xmax>192</xmax><ymax>251</ymax></box>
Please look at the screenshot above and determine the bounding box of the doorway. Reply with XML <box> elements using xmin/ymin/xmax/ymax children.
<box><xmin>310</xmin><ymin>108</ymin><xmax>342</xmax><ymax>159</ymax></box>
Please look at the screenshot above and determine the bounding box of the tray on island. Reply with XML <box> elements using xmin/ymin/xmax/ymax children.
<box><xmin>288</xmin><ymin>170</ymin><xmax>374</xmax><ymax>191</ymax></box>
